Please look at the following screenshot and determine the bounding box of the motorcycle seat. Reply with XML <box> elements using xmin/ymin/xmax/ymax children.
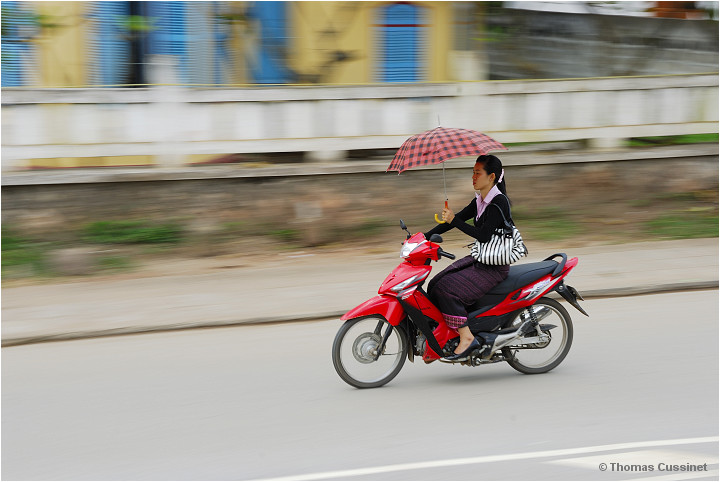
<box><xmin>486</xmin><ymin>260</ymin><xmax>559</xmax><ymax>296</ymax></box>
<box><xmin>468</xmin><ymin>258</ymin><xmax>562</xmax><ymax>324</ymax></box>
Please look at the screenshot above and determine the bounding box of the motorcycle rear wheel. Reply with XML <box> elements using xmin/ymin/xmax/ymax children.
<box><xmin>503</xmin><ymin>297</ymin><xmax>573</xmax><ymax>374</ymax></box>
<box><xmin>332</xmin><ymin>316</ymin><xmax>408</xmax><ymax>389</ymax></box>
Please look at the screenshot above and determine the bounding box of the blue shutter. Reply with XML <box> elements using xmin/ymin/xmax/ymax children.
<box><xmin>248</xmin><ymin>1</ymin><xmax>290</xmax><ymax>84</ymax></box>
<box><xmin>145</xmin><ymin>1</ymin><xmax>189</xmax><ymax>83</ymax></box>
<box><xmin>183</xmin><ymin>1</ymin><xmax>230</xmax><ymax>85</ymax></box>
<box><xmin>213</xmin><ymin>2</ymin><xmax>231</xmax><ymax>85</ymax></box>
<box><xmin>88</xmin><ymin>2</ymin><xmax>130</xmax><ymax>86</ymax></box>
<box><xmin>377</xmin><ymin>3</ymin><xmax>427</xmax><ymax>83</ymax></box>
<box><xmin>1</xmin><ymin>1</ymin><xmax>36</xmax><ymax>87</ymax></box>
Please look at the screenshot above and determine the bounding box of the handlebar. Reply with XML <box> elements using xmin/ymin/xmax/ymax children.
<box><xmin>437</xmin><ymin>248</ymin><xmax>456</xmax><ymax>260</ymax></box>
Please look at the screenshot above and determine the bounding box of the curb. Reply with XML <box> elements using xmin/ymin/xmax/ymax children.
<box><xmin>3</xmin><ymin>281</ymin><xmax>717</xmax><ymax>348</ymax></box>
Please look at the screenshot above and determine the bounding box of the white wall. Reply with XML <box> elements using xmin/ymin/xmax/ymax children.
<box><xmin>1</xmin><ymin>74</ymin><xmax>717</xmax><ymax>170</ymax></box>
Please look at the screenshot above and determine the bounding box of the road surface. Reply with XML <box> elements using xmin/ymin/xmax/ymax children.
<box><xmin>2</xmin><ymin>291</ymin><xmax>718</xmax><ymax>480</ymax></box>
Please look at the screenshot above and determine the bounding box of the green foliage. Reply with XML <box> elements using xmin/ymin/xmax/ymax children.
<box><xmin>514</xmin><ymin>207</ymin><xmax>583</xmax><ymax>241</ymax></box>
<box><xmin>217</xmin><ymin>12</ymin><xmax>249</xmax><ymax>25</ymax></box>
<box><xmin>83</xmin><ymin>220</ymin><xmax>183</xmax><ymax>245</ymax></box>
<box><xmin>116</xmin><ymin>15</ymin><xmax>157</xmax><ymax>33</ymax></box>
<box><xmin>1</xmin><ymin>5</ymin><xmax>61</xmax><ymax>37</ymax></box>
<box><xmin>1</xmin><ymin>4</ymin><xmax>62</xmax><ymax>65</ymax></box>
<box><xmin>350</xmin><ymin>218</ymin><xmax>389</xmax><ymax>238</ymax></box>
<box><xmin>1</xmin><ymin>228</ymin><xmax>47</xmax><ymax>275</ymax></box>
<box><xmin>97</xmin><ymin>256</ymin><xmax>134</xmax><ymax>272</ymax></box>
<box><xmin>628</xmin><ymin>134</ymin><xmax>719</xmax><ymax>147</ymax></box>
<box><xmin>269</xmin><ymin>228</ymin><xmax>300</xmax><ymax>243</ymax></box>
<box><xmin>645</xmin><ymin>212</ymin><xmax>719</xmax><ymax>239</ymax></box>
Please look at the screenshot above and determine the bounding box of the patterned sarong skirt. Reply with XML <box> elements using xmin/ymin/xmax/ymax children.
<box><xmin>426</xmin><ymin>255</ymin><xmax>509</xmax><ymax>329</ymax></box>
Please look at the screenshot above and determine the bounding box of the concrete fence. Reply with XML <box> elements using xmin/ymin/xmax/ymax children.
<box><xmin>1</xmin><ymin>72</ymin><xmax>718</xmax><ymax>170</ymax></box>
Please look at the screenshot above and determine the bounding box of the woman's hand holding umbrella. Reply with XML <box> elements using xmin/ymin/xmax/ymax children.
<box><xmin>442</xmin><ymin>204</ymin><xmax>455</xmax><ymax>223</ymax></box>
<box><xmin>434</xmin><ymin>201</ymin><xmax>455</xmax><ymax>224</ymax></box>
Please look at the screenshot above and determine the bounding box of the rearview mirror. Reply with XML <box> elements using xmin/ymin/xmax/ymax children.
<box><xmin>429</xmin><ymin>234</ymin><xmax>443</xmax><ymax>243</ymax></box>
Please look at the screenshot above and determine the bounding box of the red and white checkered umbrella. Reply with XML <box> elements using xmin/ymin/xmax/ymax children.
<box><xmin>388</xmin><ymin>127</ymin><xmax>507</xmax><ymax>223</ymax></box>
<box><xmin>387</xmin><ymin>127</ymin><xmax>507</xmax><ymax>174</ymax></box>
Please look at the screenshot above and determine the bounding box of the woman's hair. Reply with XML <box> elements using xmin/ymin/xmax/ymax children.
<box><xmin>475</xmin><ymin>154</ymin><xmax>510</xmax><ymax>202</ymax></box>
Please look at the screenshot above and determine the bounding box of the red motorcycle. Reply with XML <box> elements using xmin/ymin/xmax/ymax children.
<box><xmin>332</xmin><ymin>220</ymin><xmax>588</xmax><ymax>389</ymax></box>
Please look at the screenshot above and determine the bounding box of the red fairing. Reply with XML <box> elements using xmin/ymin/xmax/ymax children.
<box><xmin>405</xmin><ymin>290</ymin><xmax>454</xmax><ymax>361</ymax></box>
<box><xmin>564</xmin><ymin>257</ymin><xmax>579</xmax><ymax>273</ymax></box>
<box><xmin>378</xmin><ymin>263</ymin><xmax>432</xmax><ymax>296</ymax></box>
<box><xmin>425</xmin><ymin>323</ymin><xmax>456</xmax><ymax>361</ymax></box>
<box><xmin>478</xmin><ymin>257</ymin><xmax>580</xmax><ymax>317</ymax></box>
<box><xmin>340</xmin><ymin>295</ymin><xmax>406</xmax><ymax>326</ymax></box>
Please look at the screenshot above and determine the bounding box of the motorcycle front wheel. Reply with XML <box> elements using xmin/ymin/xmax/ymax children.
<box><xmin>332</xmin><ymin>316</ymin><xmax>408</xmax><ymax>389</ymax></box>
<box><xmin>503</xmin><ymin>297</ymin><xmax>573</xmax><ymax>374</ymax></box>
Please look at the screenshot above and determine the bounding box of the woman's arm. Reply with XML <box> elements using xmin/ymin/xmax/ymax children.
<box><xmin>424</xmin><ymin>199</ymin><xmax>476</xmax><ymax>238</ymax></box>
<box><xmin>448</xmin><ymin>196</ymin><xmax>509</xmax><ymax>243</ymax></box>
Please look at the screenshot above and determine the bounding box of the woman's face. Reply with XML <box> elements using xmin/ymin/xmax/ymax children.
<box><xmin>472</xmin><ymin>163</ymin><xmax>495</xmax><ymax>191</ymax></box>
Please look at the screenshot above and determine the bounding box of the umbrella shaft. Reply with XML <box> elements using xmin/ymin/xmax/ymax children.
<box><xmin>443</xmin><ymin>161</ymin><xmax>447</xmax><ymax>201</ymax></box>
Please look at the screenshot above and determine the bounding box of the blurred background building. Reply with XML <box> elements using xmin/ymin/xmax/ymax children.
<box><xmin>2</xmin><ymin>1</ymin><xmax>718</xmax><ymax>88</ymax></box>
<box><xmin>1</xmin><ymin>1</ymin><xmax>717</xmax><ymax>169</ymax></box>
<box><xmin>2</xmin><ymin>1</ymin><xmax>465</xmax><ymax>86</ymax></box>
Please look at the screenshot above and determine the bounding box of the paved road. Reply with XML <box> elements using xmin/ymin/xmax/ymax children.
<box><xmin>2</xmin><ymin>291</ymin><xmax>718</xmax><ymax>480</ymax></box>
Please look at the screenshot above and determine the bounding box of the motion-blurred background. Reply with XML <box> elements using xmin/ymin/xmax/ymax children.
<box><xmin>2</xmin><ymin>1</ymin><xmax>718</xmax><ymax>279</ymax></box>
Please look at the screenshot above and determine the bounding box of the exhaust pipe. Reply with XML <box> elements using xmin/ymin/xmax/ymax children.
<box><xmin>519</xmin><ymin>305</ymin><xmax>552</xmax><ymax>324</ymax></box>
<box><xmin>476</xmin><ymin>305</ymin><xmax>556</xmax><ymax>359</ymax></box>
<box><xmin>476</xmin><ymin>319</ymin><xmax>533</xmax><ymax>358</ymax></box>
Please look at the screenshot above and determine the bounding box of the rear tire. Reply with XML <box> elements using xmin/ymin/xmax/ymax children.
<box><xmin>332</xmin><ymin>316</ymin><xmax>408</xmax><ymax>389</ymax></box>
<box><xmin>503</xmin><ymin>297</ymin><xmax>573</xmax><ymax>374</ymax></box>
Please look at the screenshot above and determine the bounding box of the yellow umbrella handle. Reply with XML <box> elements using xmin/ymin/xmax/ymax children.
<box><xmin>434</xmin><ymin>200</ymin><xmax>449</xmax><ymax>224</ymax></box>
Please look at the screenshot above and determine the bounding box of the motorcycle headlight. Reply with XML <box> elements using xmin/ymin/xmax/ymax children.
<box><xmin>400</xmin><ymin>241</ymin><xmax>424</xmax><ymax>258</ymax></box>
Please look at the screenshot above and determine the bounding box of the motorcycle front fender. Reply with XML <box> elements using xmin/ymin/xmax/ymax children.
<box><xmin>341</xmin><ymin>295</ymin><xmax>405</xmax><ymax>326</ymax></box>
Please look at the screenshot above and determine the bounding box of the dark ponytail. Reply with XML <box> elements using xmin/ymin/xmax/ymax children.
<box><xmin>475</xmin><ymin>154</ymin><xmax>510</xmax><ymax>204</ymax></box>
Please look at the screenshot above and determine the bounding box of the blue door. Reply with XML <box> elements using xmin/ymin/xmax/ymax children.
<box><xmin>247</xmin><ymin>1</ymin><xmax>291</xmax><ymax>84</ymax></box>
<box><xmin>1</xmin><ymin>1</ymin><xmax>35</xmax><ymax>86</ymax></box>
<box><xmin>88</xmin><ymin>1</ymin><xmax>130</xmax><ymax>86</ymax></box>
<box><xmin>145</xmin><ymin>1</ymin><xmax>189</xmax><ymax>83</ymax></box>
<box><xmin>377</xmin><ymin>3</ymin><xmax>427</xmax><ymax>82</ymax></box>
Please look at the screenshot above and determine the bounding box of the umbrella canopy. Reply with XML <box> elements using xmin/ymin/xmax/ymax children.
<box><xmin>387</xmin><ymin>127</ymin><xmax>507</xmax><ymax>174</ymax></box>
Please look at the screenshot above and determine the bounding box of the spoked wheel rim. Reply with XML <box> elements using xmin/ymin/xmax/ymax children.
<box><xmin>504</xmin><ymin>298</ymin><xmax>573</xmax><ymax>374</ymax></box>
<box><xmin>332</xmin><ymin>316</ymin><xmax>407</xmax><ymax>389</ymax></box>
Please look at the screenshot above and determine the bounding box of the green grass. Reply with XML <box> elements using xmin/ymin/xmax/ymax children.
<box><xmin>645</xmin><ymin>212</ymin><xmax>718</xmax><ymax>239</ymax></box>
<box><xmin>269</xmin><ymin>228</ymin><xmax>300</xmax><ymax>243</ymax></box>
<box><xmin>519</xmin><ymin>218</ymin><xmax>583</xmax><ymax>241</ymax></box>
<box><xmin>97</xmin><ymin>256</ymin><xmax>134</xmax><ymax>272</ymax></box>
<box><xmin>83</xmin><ymin>220</ymin><xmax>184</xmax><ymax>244</ymax></box>
<box><xmin>514</xmin><ymin>207</ymin><xmax>583</xmax><ymax>241</ymax></box>
<box><xmin>347</xmin><ymin>218</ymin><xmax>390</xmax><ymax>239</ymax></box>
<box><xmin>2</xmin><ymin>228</ymin><xmax>49</xmax><ymax>276</ymax></box>
<box><xmin>628</xmin><ymin>133</ymin><xmax>718</xmax><ymax>147</ymax></box>
<box><xmin>629</xmin><ymin>191</ymin><xmax>715</xmax><ymax>208</ymax></box>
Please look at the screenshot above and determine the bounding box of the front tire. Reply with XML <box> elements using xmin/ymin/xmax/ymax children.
<box><xmin>503</xmin><ymin>297</ymin><xmax>573</xmax><ymax>374</ymax></box>
<box><xmin>332</xmin><ymin>316</ymin><xmax>408</xmax><ymax>389</ymax></box>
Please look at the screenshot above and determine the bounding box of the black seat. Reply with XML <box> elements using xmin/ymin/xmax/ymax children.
<box><xmin>467</xmin><ymin>260</ymin><xmax>559</xmax><ymax>316</ymax></box>
<box><xmin>486</xmin><ymin>260</ymin><xmax>559</xmax><ymax>295</ymax></box>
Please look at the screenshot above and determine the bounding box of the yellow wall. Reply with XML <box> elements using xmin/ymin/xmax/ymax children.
<box><xmin>25</xmin><ymin>1</ymin><xmax>455</xmax><ymax>87</ymax></box>
<box><xmin>291</xmin><ymin>1</ymin><xmax>454</xmax><ymax>84</ymax></box>
<box><xmin>289</xmin><ymin>2</ymin><xmax>369</xmax><ymax>84</ymax></box>
<box><xmin>34</xmin><ymin>2</ymin><xmax>88</xmax><ymax>87</ymax></box>
<box><xmin>426</xmin><ymin>2</ymin><xmax>452</xmax><ymax>82</ymax></box>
